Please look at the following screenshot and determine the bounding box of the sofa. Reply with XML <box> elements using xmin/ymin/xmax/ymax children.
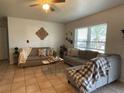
<box><xmin>18</xmin><ymin>47</ymin><xmax>51</xmax><ymax>67</ymax></box>
<box><xmin>64</xmin><ymin>49</ymin><xmax>99</xmax><ymax>66</ymax></box>
<box><xmin>66</xmin><ymin>54</ymin><xmax>121</xmax><ymax>93</ymax></box>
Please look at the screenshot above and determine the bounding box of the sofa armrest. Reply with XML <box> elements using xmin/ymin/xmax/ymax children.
<box><xmin>107</xmin><ymin>54</ymin><xmax>121</xmax><ymax>83</ymax></box>
<box><xmin>65</xmin><ymin>65</ymin><xmax>82</xmax><ymax>76</ymax></box>
<box><xmin>65</xmin><ymin>65</ymin><xmax>82</xmax><ymax>82</ymax></box>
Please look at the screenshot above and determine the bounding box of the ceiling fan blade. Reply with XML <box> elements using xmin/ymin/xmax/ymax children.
<box><xmin>29</xmin><ymin>3</ymin><xmax>40</xmax><ymax>7</ymax></box>
<box><xmin>51</xmin><ymin>0</ymin><xmax>65</xmax><ymax>3</ymax></box>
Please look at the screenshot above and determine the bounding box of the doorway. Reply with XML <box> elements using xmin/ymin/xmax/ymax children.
<box><xmin>0</xmin><ymin>17</ymin><xmax>9</xmax><ymax>63</ymax></box>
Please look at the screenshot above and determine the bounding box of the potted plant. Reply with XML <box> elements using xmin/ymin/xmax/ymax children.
<box><xmin>53</xmin><ymin>50</ymin><xmax>57</xmax><ymax>57</ymax></box>
<box><xmin>13</xmin><ymin>47</ymin><xmax>19</xmax><ymax>64</ymax></box>
<box><xmin>13</xmin><ymin>47</ymin><xmax>19</xmax><ymax>59</ymax></box>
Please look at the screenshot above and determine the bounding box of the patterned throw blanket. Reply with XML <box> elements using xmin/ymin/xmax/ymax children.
<box><xmin>67</xmin><ymin>57</ymin><xmax>110</xmax><ymax>93</ymax></box>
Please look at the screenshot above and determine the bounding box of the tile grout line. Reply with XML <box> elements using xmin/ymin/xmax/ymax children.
<box><xmin>33</xmin><ymin>68</ymin><xmax>43</xmax><ymax>93</ymax></box>
<box><xmin>48</xmin><ymin>63</ymin><xmax>69</xmax><ymax>93</ymax></box>
<box><xmin>7</xmin><ymin>64</ymin><xmax>13</xmax><ymax>93</ymax></box>
<box><xmin>24</xmin><ymin>68</ymin><xmax>27</xmax><ymax>93</ymax></box>
<box><xmin>1</xmin><ymin>62</ymin><xmax>124</xmax><ymax>93</ymax></box>
<box><xmin>44</xmin><ymin>65</ymin><xmax>61</xmax><ymax>93</ymax></box>
<box><xmin>42</xmin><ymin>64</ymin><xmax>58</xmax><ymax>93</ymax></box>
<box><xmin>35</xmin><ymin>65</ymin><xmax>58</xmax><ymax>93</ymax></box>
<box><xmin>48</xmin><ymin>63</ymin><xmax>72</xmax><ymax>93</ymax></box>
<box><xmin>5</xmin><ymin>63</ymin><xmax>13</xmax><ymax>93</ymax></box>
<box><xmin>10</xmin><ymin>66</ymin><xmax>16</xmax><ymax>93</ymax></box>
<box><xmin>46</xmin><ymin>78</ymin><xmax>58</xmax><ymax>93</ymax></box>
<box><xmin>46</xmin><ymin>75</ymin><xmax>58</xmax><ymax>93</ymax></box>
<box><xmin>109</xmin><ymin>83</ymin><xmax>123</xmax><ymax>93</ymax></box>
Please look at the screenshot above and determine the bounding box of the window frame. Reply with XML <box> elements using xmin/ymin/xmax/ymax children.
<box><xmin>74</xmin><ymin>23</ymin><xmax>107</xmax><ymax>53</ymax></box>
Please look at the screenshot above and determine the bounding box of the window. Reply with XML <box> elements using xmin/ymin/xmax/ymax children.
<box><xmin>75</xmin><ymin>24</ymin><xmax>107</xmax><ymax>53</ymax></box>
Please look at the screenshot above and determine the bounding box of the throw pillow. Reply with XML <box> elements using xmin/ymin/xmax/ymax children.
<box><xmin>67</xmin><ymin>48</ymin><xmax>72</xmax><ymax>56</ymax></box>
<box><xmin>67</xmin><ymin>48</ymin><xmax>79</xmax><ymax>57</ymax></box>
<box><xmin>38</xmin><ymin>49</ymin><xmax>46</xmax><ymax>56</ymax></box>
<box><xmin>47</xmin><ymin>48</ymin><xmax>54</xmax><ymax>56</ymax></box>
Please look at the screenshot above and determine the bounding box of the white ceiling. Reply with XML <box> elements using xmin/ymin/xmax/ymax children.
<box><xmin>0</xmin><ymin>0</ymin><xmax>124</xmax><ymax>23</ymax></box>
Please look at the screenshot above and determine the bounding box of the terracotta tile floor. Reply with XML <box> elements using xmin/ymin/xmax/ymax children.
<box><xmin>0</xmin><ymin>62</ymin><xmax>124</xmax><ymax>93</ymax></box>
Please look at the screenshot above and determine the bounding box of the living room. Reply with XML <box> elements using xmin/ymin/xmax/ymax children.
<box><xmin>0</xmin><ymin>0</ymin><xmax>124</xmax><ymax>93</ymax></box>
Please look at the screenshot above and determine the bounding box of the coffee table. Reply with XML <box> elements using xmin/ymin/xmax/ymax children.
<box><xmin>42</xmin><ymin>56</ymin><xmax>64</xmax><ymax>74</ymax></box>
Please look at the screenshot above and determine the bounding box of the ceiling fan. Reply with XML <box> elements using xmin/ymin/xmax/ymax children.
<box><xmin>29</xmin><ymin>0</ymin><xmax>66</xmax><ymax>12</ymax></box>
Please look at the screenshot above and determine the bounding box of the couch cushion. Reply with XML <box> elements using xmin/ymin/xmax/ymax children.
<box><xmin>27</xmin><ymin>56</ymin><xmax>48</xmax><ymax>61</ymax></box>
<box><xmin>38</xmin><ymin>49</ymin><xmax>47</xmax><ymax>56</ymax></box>
<box><xmin>85</xmin><ymin>51</ymin><xmax>98</xmax><ymax>59</ymax></box>
<box><xmin>79</xmin><ymin>50</ymin><xmax>87</xmax><ymax>59</ymax></box>
<box><xmin>79</xmin><ymin>50</ymin><xmax>98</xmax><ymax>60</ymax></box>
<box><xmin>47</xmin><ymin>48</ymin><xmax>54</xmax><ymax>56</ymax></box>
<box><xmin>29</xmin><ymin>47</ymin><xmax>50</xmax><ymax>56</ymax></box>
<box><xmin>29</xmin><ymin>48</ymin><xmax>38</xmax><ymax>56</ymax></box>
<box><xmin>64</xmin><ymin>56</ymin><xmax>88</xmax><ymax>66</ymax></box>
<box><xmin>67</xmin><ymin>48</ymin><xmax>79</xmax><ymax>57</ymax></box>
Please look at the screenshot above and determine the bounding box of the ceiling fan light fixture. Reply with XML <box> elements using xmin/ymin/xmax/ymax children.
<box><xmin>42</xmin><ymin>3</ymin><xmax>50</xmax><ymax>12</ymax></box>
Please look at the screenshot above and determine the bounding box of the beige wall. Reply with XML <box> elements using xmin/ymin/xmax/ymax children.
<box><xmin>8</xmin><ymin>17</ymin><xmax>65</xmax><ymax>64</ymax></box>
<box><xmin>65</xmin><ymin>5</ymin><xmax>124</xmax><ymax>81</ymax></box>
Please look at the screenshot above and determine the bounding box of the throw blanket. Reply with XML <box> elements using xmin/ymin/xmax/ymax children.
<box><xmin>68</xmin><ymin>57</ymin><xmax>110</xmax><ymax>93</ymax></box>
<box><xmin>18</xmin><ymin>47</ymin><xmax>32</xmax><ymax>64</ymax></box>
